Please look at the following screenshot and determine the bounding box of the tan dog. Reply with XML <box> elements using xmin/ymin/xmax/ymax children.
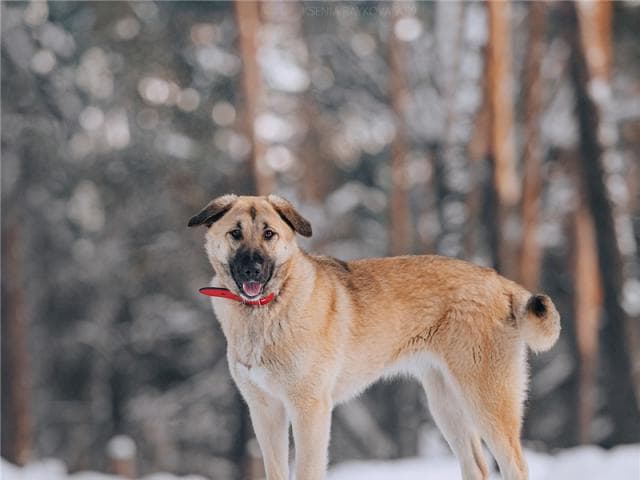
<box><xmin>188</xmin><ymin>194</ymin><xmax>560</xmax><ymax>480</ymax></box>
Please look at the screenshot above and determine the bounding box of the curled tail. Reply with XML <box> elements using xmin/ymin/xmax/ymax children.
<box><xmin>517</xmin><ymin>293</ymin><xmax>561</xmax><ymax>352</ymax></box>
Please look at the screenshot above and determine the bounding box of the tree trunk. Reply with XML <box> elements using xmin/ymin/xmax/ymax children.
<box><xmin>486</xmin><ymin>0</ymin><xmax>519</xmax><ymax>276</ymax></box>
<box><xmin>300</xmin><ymin>100</ymin><xmax>333</xmax><ymax>203</ymax></box>
<box><xmin>518</xmin><ymin>1</ymin><xmax>545</xmax><ymax>291</ymax></box>
<box><xmin>388</xmin><ymin>4</ymin><xmax>411</xmax><ymax>257</ymax></box>
<box><xmin>567</xmin><ymin>1</ymin><xmax>640</xmax><ymax>445</ymax></box>
<box><xmin>572</xmin><ymin>204</ymin><xmax>603</xmax><ymax>444</ymax></box>
<box><xmin>1</xmin><ymin>220</ymin><xmax>32</xmax><ymax>465</ymax></box>
<box><xmin>234</xmin><ymin>0</ymin><xmax>272</xmax><ymax>195</ymax></box>
<box><xmin>576</xmin><ymin>1</ymin><xmax>613</xmax><ymax>82</ymax></box>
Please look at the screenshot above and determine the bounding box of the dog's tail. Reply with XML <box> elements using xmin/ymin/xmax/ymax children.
<box><xmin>512</xmin><ymin>290</ymin><xmax>561</xmax><ymax>352</ymax></box>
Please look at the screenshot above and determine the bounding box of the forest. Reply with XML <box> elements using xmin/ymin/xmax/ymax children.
<box><xmin>2</xmin><ymin>1</ymin><xmax>640</xmax><ymax>479</ymax></box>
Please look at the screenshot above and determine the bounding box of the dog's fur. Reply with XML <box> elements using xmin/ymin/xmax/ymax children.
<box><xmin>189</xmin><ymin>194</ymin><xmax>561</xmax><ymax>480</ymax></box>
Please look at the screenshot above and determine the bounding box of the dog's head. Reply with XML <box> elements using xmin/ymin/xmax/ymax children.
<box><xmin>188</xmin><ymin>194</ymin><xmax>311</xmax><ymax>300</ymax></box>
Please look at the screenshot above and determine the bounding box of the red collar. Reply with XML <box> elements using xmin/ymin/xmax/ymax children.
<box><xmin>199</xmin><ymin>287</ymin><xmax>276</xmax><ymax>306</ymax></box>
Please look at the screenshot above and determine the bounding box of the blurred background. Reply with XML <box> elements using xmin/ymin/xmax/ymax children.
<box><xmin>2</xmin><ymin>1</ymin><xmax>640</xmax><ymax>479</ymax></box>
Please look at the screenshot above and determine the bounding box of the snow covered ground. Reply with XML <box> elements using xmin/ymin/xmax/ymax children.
<box><xmin>329</xmin><ymin>445</ymin><xmax>640</xmax><ymax>480</ymax></box>
<box><xmin>0</xmin><ymin>458</ymin><xmax>207</xmax><ymax>480</ymax></box>
<box><xmin>2</xmin><ymin>445</ymin><xmax>639</xmax><ymax>480</ymax></box>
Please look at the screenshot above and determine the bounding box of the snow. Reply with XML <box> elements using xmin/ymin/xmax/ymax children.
<box><xmin>106</xmin><ymin>435</ymin><xmax>136</xmax><ymax>460</ymax></box>
<box><xmin>2</xmin><ymin>445</ymin><xmax>638</xmax><ymax>480</ymax></box>
<box><xmin>0</xmin><ymin>458</ymin><xmax>207</xmax><ymax>480</ymax></box>
<box><xmin>328</xmin><ymin>445</ymin><xmax>640</xmax><ymax>480</ymax></box>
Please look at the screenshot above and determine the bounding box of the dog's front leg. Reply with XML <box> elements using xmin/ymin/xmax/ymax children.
<box><xmin>290</xmin><ymin>394</ymin><xmax>332</xmax><ymax>480</ymax></box>
<box><xmin>239</xmin><ymin>382</ymin><xmax>290</xmax><ymax>480</ymax></box>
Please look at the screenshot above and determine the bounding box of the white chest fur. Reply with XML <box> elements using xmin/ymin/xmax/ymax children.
<box><xmin>221</xmin><ymin>310</ymin><xmax>289</xmax><ymax>398</ymax></box>
<box><xmin>235</xmin><ymin>362</ymin><xmax>273</xmax><ymax>392</ymax></box>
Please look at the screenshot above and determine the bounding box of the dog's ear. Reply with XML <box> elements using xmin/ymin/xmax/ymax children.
<box><xmin>267</xmin><ymin>195</ymin><xmax>312</xmax><ymax>237</ymax></box>
<box><xmin>188</xmin><ymin>194</ymin><xmax>237</xmax><ymax>227</ymax></box>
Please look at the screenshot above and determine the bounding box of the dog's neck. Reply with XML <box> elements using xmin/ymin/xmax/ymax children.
<box><xmin>258</xmin><ymin>248</ymin><xmax>315</xmax><ymax>310</ymax></box>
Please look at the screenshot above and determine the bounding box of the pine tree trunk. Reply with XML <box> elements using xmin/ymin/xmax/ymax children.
<box><xmin>486</xmin><ymin>0</ymin><xmax>519</xmax><ymax>276</ymax></box>
<box><xmin>300</xmin><ymin>100</ymin><xmax>333</xmax><ymax>203</ymax></box>
<box><xmin>1</xmin><ymin>220</ymin><xmax>32</xmax><ymax>465</ymax></box>
<box><xmin>518</xmin><ymin>1</ymin><xmax>545</xmax><ymax>291</ymax></box>
<box><xmin>388</xmin><ymin>4</ymin><xmax>411</xmax><ymax>257</ymax></box>
<box><xmin>572</xmin><ymin>204</ymin><xmax>603</xmax><ymax>444</ymax></box>
<box><xmin>567</xmin><ymin>1</ymin><xmax>640</xmax><ymax>445</ymax></box>
<box><xmin>235</xmin><ymin>0</ymin><xmax>272</xmax><ymax>195</ymax></box>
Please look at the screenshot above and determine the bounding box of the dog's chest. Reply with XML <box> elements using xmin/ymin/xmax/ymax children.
<box><xmin>231</xmin><ymin>346</ymin><xmax>287</xmax><ymax>399</ymax></box>
<box><xmin>234</xmin><ymin>361</ymin><xmax>274</xmax><ymax>393</ymax></box>
<box><xmin>228</xmin><ymin>325</ymin><xmax>267</xmax><ymax>366</ymax></box>
<box><xmin>223</xmin><ymin>314</ymin><xmax>291</xmax><ymax>397</ymax></box>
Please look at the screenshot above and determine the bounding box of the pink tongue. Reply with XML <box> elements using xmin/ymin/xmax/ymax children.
<box><xmin>242</xmin><ymin>281</ymin><xmax>263</xmax><ymax>297</ymax></box>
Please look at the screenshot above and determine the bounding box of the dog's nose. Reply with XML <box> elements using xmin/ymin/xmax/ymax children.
<box><xmin>243</xmin><ymin>262</ymin><xmax>262</xmax><ymax>277</ymax></box>
<box><xmin>243</xmin><ymin>253</ymin><xmax>264</xmax><ymax>277</ymax></box>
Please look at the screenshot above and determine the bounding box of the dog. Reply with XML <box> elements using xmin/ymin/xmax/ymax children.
<box><xmin>188</xmin><ymin>194</ymin><xmax>560</xmax><ymax>480</ymax></box>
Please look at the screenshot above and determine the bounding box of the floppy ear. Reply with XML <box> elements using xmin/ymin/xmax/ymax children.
<box><xmin>187</xmin><ymin>194</ymin><xmax>237</xmax><ymax>227</ymax></box>
<box><xmin>267</xmin><ymin>195</ymin><xmax>312</xmax><ymax>237</ymax></box>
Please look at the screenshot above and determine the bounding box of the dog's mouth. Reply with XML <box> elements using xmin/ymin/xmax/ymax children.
<box><xmin>231</xmin><ymin>269</ymin><xmax>274</xmax><ymax>300</ymax></box>
<box><xmin>241</xmin><ymin>280</ymin><xmax>264</xmax><ymax>298</ymax></box>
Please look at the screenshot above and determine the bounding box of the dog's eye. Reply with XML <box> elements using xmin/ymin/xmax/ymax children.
<box><xmin>263</xmin><ymin>229</ymin><xmax>276</xmax><ymax>240</ymax></box>
<box><xmin>229</xmin><ymin>229</ymin><xmax>243</xmax><ymax>240</ymax></box>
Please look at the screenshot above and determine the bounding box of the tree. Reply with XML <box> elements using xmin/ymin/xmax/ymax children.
<box><xmin>567</xmin><ymin>1</ymin><xmax>640</xmax><ymax>445</ymax></box>
<box><xmin>1</xmin><ymin>219</ymin><xmax>32</xmax><ymax>465</ymax></box>
<box><xmin>518</xmin><ymin>1</ymin><xmax>545</xmax><ymax>291</ymax></box>
<box><xmin>234</xmin><ymin>0</ymin><xmax>272</xmax><ymax>195</ymax></box>
<box><xmin>486</xmin><ymin>0</ymin><xmax>519</xmax><ymax>275</ymax></box>
<box><xmin>571</xmin><ymin>202</ymin><xmax>602</xmax><ymax>444</ymax></box>
<box><xmin>388</xmin><ymin>3</ymin><xmax>412</xmax><ymax>257</ymax></box>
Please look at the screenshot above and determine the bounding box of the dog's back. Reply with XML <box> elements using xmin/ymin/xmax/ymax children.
<box><xmin>317</xmin><ymin>253</ymin><xmax>560</xmax><ymax>355</ymax></box>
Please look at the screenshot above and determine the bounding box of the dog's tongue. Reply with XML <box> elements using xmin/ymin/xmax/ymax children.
<box><xmin>242</xmin><ymin>281</ymin><xmax>263</xmax><ymax>298</ymax></box>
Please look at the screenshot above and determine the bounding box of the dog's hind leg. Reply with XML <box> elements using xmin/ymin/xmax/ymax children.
<box><xmin>452</xmin><ymin>343</ymin><xmax>529</xmax><ymax>480</ymax></box>
<box><xmin>422</xmin><ymin>368</ymin><xmax>489</xmax><ymax>480</ymax></box>
<box><xmin>460</xmin><ymin>384</ymin><xmax>528</xmax><ymax>480</ymax></box>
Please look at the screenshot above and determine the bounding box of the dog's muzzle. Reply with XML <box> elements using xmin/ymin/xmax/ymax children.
<box><xmin>230</xmin><ymin>249</ymin><xmax>274</xmax><ymax>298</ymax></box>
